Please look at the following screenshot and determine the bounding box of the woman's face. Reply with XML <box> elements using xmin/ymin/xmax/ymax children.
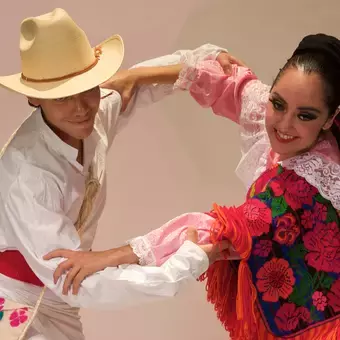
<box><xmin>265</xmin><ymin>67</ymin><xmax>336</xmax><ymax>160</ymax></box>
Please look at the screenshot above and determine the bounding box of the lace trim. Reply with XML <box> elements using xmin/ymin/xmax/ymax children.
<box><xmin>128</xmin><ymin>236</ymin><xmax>156</xmax><ymax>266</ymax></box>
<box><xmin>282</xmin><ymin>145</ymin><xmax>340</xmax><ymax>210</ymax></box>
<box><xmin>173</xmin><ymin>53</ymin><xmax>202</xmax><ymax>90</ymax></box>
<box><xmin>236</xmin><ymin>79</ymin><xmax>340</xmax><ymax>210</ymax></box>
<box><xmin>174</xmin><ymin>48</ymin><xmax>223</xmax><ymax>91</ymax></box>
<box><xmin>235</xmin><ymin>79</ymin><xmax>271</xmax><ymax>187</ymax></box>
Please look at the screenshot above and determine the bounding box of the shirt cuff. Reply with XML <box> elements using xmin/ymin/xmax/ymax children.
<box><xmin>176</xmin><ymin>240</ymin><xmax>209</xmax><ymax>278</ymax></box>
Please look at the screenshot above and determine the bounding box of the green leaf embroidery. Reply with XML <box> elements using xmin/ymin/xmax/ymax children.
<box><xmin>319</xmin><ymin>274</ymin><xmax>335</xmax><ymax>290</ymax></box>
<box><xmin>288</xmin><ymin>244</ymin><xmax>307</xmax><ymax>265</ymax></box>
<box><xmin>310</xmin><ymin>305</ymin><xmax>323</xmax><ymax>321</ymax></box>
<box><xmin>257</xmin><ymin>189</ymin><xmax>272</xmax><ymax>202</ymax></box>
<box><xmin>0</xmin><ymin>311</ymin><xmax>3</xmax><ymax>321</ymax></box>
<box><xmin>288</xmin><ymin>270</ymin><xmax>313</xmax><ymax>306</ymax></box>
<box><xmin>315</xmin><ymin>194</ymin><xmax>329</xmax><ymax>205</ymax></box>
<box><xmin>277</xmin><ymin>165</ymin><xmax>284</xmax><ymax>175</ymax></box>
<box><xmin>327</xmin><ymin>207</ymin><xmax>339</xmax><ymax>223</ymax></box>
<box><xmin>271</xmin><ymin>196</ymin><xmax>288</xmax><ymax>218</ymax></box>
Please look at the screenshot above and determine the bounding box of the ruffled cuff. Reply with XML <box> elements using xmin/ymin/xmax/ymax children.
<box><xmin>127</xmin><ymin>236</ymin><xmax>156</xmax><ymax>266</ymax></box>
<box><xmin>174</xmin><ymin>44</ymin><xmax>227</xmax><ymax>91</ymax></box>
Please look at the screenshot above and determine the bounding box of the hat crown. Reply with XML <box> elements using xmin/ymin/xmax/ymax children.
<box><xmin>20</xmin><ymin>8</ymin><xmax>95</xmax><ymax>80</ymax></box>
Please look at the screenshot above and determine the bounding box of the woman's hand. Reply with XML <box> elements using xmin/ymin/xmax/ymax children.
<box><xmin>43</xmin><ymin>245</ymin><xmax>138</xmax><ymax>295</ymax></box>
<box><xmin>216</xmin><ymin>51</ymin><xmax>247</xmax><ymax>75</ymax></box>
<box><xmin>100</xmin><ymin>52</ymin><xmax>247</xmax><ymax>112</ymax></box>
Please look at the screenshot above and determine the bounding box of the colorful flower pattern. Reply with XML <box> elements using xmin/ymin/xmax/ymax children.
<box><xmin>245</xmin><ymin>165</ymin><xmax>340</xmax><ymax>337</ymax></box>
<box><xmin>256</xmin><ymin>258</ymin><xmax>295</xmax><ymax>302</ymax></box>
<box><xmin>0</xmin><ymin>297</ymin><xmax>30</xmax><ymax>328</ymax></box>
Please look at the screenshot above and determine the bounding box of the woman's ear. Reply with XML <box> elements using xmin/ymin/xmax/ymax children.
<box><xmin>323</xmin><ymin>107</ymin><xmax>340</xmax><ymax>130</ymax></box>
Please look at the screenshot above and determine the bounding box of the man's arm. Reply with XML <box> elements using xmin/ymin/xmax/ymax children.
<box><xmin>98</xmin><ymin>43</ymin><xmax>230</xmax><ymax>147</ymax></box>
<box><xmin>101</xmin><ymin>44</ymin><xmax>228</xmax><ymax>115</ymax></box>
<box><xmin>4</xmin><ymin>164</ymin><xmax>212</xmax><ymax>310</ymax></box>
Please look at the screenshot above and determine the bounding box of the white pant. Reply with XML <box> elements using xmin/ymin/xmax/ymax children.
<box><xmin>0</xmin><ymin>275</ymin><xmax>85</xmax><ymax>340</ymax></box>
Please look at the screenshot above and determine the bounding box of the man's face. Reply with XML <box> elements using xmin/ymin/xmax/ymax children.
<box><xmin>29</xmin><ymin>86</ymin><xmax>101</xmax><ymax>147</ymax></box>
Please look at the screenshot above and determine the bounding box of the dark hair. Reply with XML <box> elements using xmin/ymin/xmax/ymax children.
<box><xmin>273</xmin><ymin>52</ymin><xmax>340</xmax><ymax>149</ymax></box>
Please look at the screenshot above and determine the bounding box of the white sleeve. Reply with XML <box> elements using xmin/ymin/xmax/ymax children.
<box><xmin>4</xmin><ymin>167</ymin><xmax>209</xmax><ymax>310</ymax></box>
<box><xmin>115</xmin><ymin>43</ymin><xmax>228</xmax><ymax>132</ymax></box>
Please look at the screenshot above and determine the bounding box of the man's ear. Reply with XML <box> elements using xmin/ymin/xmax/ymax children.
<box><xmin>27</xmin><ymin>97</ymin><xmax>40</xmax><ymax>107</ymax></box>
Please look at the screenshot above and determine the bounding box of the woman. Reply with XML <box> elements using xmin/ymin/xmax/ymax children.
<box><xmin>48</xmin><ymin>33</ymin><xmax>340</xmax><ymax>339</ymax></box>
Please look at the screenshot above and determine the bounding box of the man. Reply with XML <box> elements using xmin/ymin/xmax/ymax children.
<box><xmin>0</xmin><ymin>7</ymin><xmax>236</xmax><ymax>340</ymax></box>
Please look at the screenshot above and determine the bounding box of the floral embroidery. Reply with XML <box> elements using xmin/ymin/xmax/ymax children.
<box><xmin>245</xmin><ymin>165</ymin><xmax>340</xmax><ymax>337</ymax></box>
<box><xmin>327</xmin><ymin>279</ymin><xmax>340</xmax><ymax>313</ymax></box>
<box><xmin>243</xmin><ymin>199</ymin><xmax>272</xmax><ymax>236</ymax></box>
<box><xmin>253</xmin><ymin>240</ymin><xmax>272</xmax><ymax>257</ymax></box>
<box><xmin>0</xmin><ymin>298</ymin><xmax>4</xmax><ymax>322</ymax></box>
<box><xmin>9</xmin><ymin>308</ymin><xmax>28</xmax><ymax>327</ymax></box>
<box><xmin>275</xmin><ymin>303</ymin><xmax>311</xmax><ymax>332</ymax></box>
<box><xmin>301</xmin><ymin>201</ymin><xmax>328</xmax><ymax>230</ymax></box>
<box><xmin>271</xmin><ymin>171</ymin><xmax>317</xmax><ymax>210</ymax></box>
<box><xmin>304</xmin><ymin>222</ymin><xmax>340</xmax><ymax>273</ymax></box>
<box><xmin>273</xmin><ymin>214</ymin><xmax>300</xmax><ymax>246</ymax></box>
<box><xmin>312</xmin><ymin>291</ymin><xmax>328</xmax><ymax>311</ymax></box>
<box><xmin>256</xmin><ymin>258</ymin><xmax>295</xmax><ymax>302</ymax></box>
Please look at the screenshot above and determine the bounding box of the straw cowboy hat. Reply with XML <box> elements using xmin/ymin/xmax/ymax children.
<box><xmin>0</xmin><ymin>8</ymin><xmax>124</xmax><ymax>99</ymax></box>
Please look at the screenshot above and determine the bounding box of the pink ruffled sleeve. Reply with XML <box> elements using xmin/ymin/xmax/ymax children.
<box><xmin>128</xmin><ymin>61</ymin><xmax>259</xmax><ymax>267</ymax></box>
<box><xmin>174</xmin><ymin>59</ymin><xmax>257</xmax><ymax>124</ymax></box>
<box><xmin>128</xmin><ymin>212</ymin><xmax>240</xmax><ymax>266</ymax></box>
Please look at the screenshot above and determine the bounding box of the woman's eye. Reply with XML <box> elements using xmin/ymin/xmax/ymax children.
<box><xmin>298</xmin><ymin>113</ymin><xmax>317</xmax><ymax>121</ymax></box>
<box><xmin>270</xmin><ymin>99</ymin><xmax>285</xmax><ymax>111</ymax></box>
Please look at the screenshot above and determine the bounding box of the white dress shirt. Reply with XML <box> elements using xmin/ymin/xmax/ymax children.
<box><xmin>0</xmin><ymin>44</ymin><xmax>225</xmax><ymax>319</ymax></box>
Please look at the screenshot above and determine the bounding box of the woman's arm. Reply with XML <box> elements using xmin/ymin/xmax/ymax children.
<box><xmin>46</xmin><ymin>212</ymin><xmax>240</xmax><ymax>294</ymax></box>
<box><xmin>4</xmin><ymin>164</ymin><xmax>226</xmax><ymax>310</ymax></box>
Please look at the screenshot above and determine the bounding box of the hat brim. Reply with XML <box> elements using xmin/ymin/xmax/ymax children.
<box><xmin>0</xmin><ymin>34</ymin><xmax>124</xmax><ymax>99</ymax></box>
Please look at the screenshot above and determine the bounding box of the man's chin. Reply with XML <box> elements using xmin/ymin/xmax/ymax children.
<box><xmin>74</xmin><ymin>127</ymin><xmax>94</xmax><ymax>140</ymax></box>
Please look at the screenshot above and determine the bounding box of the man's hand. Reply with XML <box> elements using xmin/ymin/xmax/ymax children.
<box><xmin>216</xmin><ymin>51</ymin><xmax>247</xmax><ymax>75</ymax></box>
<box><xmin>43</xmin><ymin>245</ymin><xmax>138</xmax><ymax>295</ymax></box>
<box><xmin>186</xmin><ymin>226</ymin><xmax>230</xmax><ymax>264</ymax></box>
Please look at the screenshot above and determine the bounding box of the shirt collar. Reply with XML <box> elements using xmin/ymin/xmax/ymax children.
<box><xmin>35</xmin><ymin>108</ymin><xmax>79</xmax><ymax>165</ymax></box>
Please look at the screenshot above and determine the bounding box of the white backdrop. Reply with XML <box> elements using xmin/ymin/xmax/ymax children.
<box><xmin>0</xmin><ymin>1</ymin><xmax>339</xmax><ymax>339</ymax></box>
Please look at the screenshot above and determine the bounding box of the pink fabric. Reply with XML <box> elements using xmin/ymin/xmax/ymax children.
<box><xmin>130</xmin><ymin>59</ymin><xmax>340</xmax><ymax>267</ymax></box>
<box><xmin>175</xmin><ymin>60</ymin><xmax>257</xmax><ymax>123</ymax></box>
<box><xmin>129</xmin><ymin>212</ymin><xmax>240</xmax><ymax>266</ymax></box>
<box><xmin>130</xmin><ymin>62</ymin><xmax>260</xmax><ymax>266</ymax></box>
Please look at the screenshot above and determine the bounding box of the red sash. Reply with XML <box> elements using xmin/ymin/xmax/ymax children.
<box><xmin>0</xmin><ymin>250</ymin><xmax>44</xmax><ymax>287</ymax></box>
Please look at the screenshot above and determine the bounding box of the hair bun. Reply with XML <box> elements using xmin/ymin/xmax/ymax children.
<box><xmin>292</xmin><ymin>33</ymin><xmax>340</xmax><ymax>70</ymax></box>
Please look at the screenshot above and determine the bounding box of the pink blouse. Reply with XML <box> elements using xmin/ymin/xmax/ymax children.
<box><xmin>129</xmin><ymin>58</ymin><xmax>340</xmax><ymax>266</ymax></box>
